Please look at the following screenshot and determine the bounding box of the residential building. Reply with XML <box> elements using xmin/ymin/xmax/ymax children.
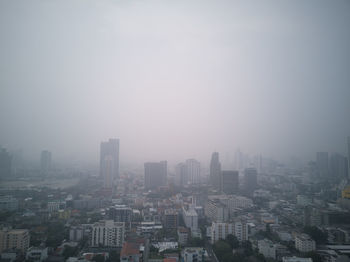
<box><xmin>205</xmin><ymin>199</ymin><xmax>228</xmax><ymax>222</ymax></box>
<box><xmin>211</xmin><ymin>221</ymin><xmax>248</xmax><ymax>243</ymax></box>
<box><xmin>0</xmin><ymin>229</ymin><xmax>30</xmax><ymax>253</ymax></box>
<box><xmin>295</xmin><ymin>234</ymin><xmax>316</xmax><ymax>253</ymax></box>
<box><xmin>120</xmin><ymin>241</ymin><xmax>145</xmax><ymax>262</ymax></box>
<box><xmin>91</xmin><ymin>220</ymin><xmax>125</xmax><ymax>247</ymax></box>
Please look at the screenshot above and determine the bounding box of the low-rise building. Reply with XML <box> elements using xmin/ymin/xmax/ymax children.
<box><xmin>26</xmin><ymin>246</ymin><xmax>48</xmax><ymax>262</ymax></box>
<box><xmin>182</xmin><ymin>248</ymin><xmax>205</xmax><ymax>262</ymax></box>
<box><xmin>258</xmin><ymin>239</ymin><xmax>276</xmax><ymax>259</ymax></box>
<box><xmin>120</xmin><ymin>241</ymin><xmax>145</xmax><ymax>262</ymax></box>
<box><xmin>282</xmin><ymin>256</ymin><xmax>312</xmax><ymax>262</ymax></box>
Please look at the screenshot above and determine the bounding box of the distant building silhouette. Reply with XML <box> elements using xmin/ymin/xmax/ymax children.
<box><xmin>210</xmin><ymin>152</ymin><xmax>221</xmax><ymax>190</ymax></box>
<box><xmin>221</xmin><ymin>170</ymin><xmax>239</xmax><ymax>194</ymax></box>
<box><xmin>175</xmin><ymin>162</ymin><xmax>187</xmax><ymax>186</ymax></box>
<box><xmin>329</xmin><ymin>153</ymin><xmax>348</xmax><ymax>182</ymax></box>
<box><xmin>0</xmin><ymin>147</ymin><xmax>12</xmax><ymax>178</ymax></box>
<box><xmin>40</xmin><ymin>150</ymin><xmax>51</xmax><ymax>175</ymax></box>
<box><xmin>244</xmin><ymin>167</ymin><xmax>258</xmax><ymax>193</ymax></box>
<box><xmin>316</xmin><ymin>152</ymin><xmax>329</xmax><ymax>179</ymax></box>
<box><xmin>144</xmin><ymin>161</ymin><xmax>167</xmax><ymax>190</ymax></box>
<box><xmin>186</xmin><ymin>159</ymin><xmax>201</xmax><ymax>184</ymax></box>
<box><xmin>100</xmin><ymin>138</ymin><xmax>119</xmax><ymax>188</ymax></box>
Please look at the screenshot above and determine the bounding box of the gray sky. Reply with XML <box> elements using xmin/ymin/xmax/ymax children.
<box><xmin>0</xmin><ymin>0</ymin><xmax>350</xmax><ymax>166</ymax></box>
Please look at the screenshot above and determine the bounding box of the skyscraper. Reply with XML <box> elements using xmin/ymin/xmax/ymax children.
<box><xmin>316</xmin><ymin>152</ymin><xmax>329</xmax><ymax>179</ymax></box>
<box><xmin>186</xmin><ymin>159</ymin><xmax>201</xmax><ymax>184</ymax></box>
<box><xmin>244</xmin><ymin>168</ymin><xmax>258</xmax><ymax>193</ymax></box>
<box><xmin>40</xmin><ymin>150</ymin><xmax>51</xmax><ymax>175</ymax></box>
<box><xmin>175</xmin><ymin>162</ymin><xmax>187</xmax><ymax>186</ymax></box>
<box><xmin>144</xmin><ymin>161</ymin><xmax>167</xmax><ymax>190</ymax></box>
<box><xmin>210</xmin><ymin>152</ymin><xmax>221</xmax><ymax>190</ymax></box>
<box><xmin>100</xmin><ymin>138</ymin><xmax>120</xmax><ymax>188</ymax></box>
<box><xmin>221</xmin><ymin>170</ymin><xmax>239</xmax><ymax>194</ymax></box>
<box><xmin>329</xmin><ymin>153</ymin><xmax>348</xmax><ymax>182</ymax></box>
<box><xmin>0</xmin><ymin>147</ymin><xmax>11</xmax><ymax>178</ymax></box>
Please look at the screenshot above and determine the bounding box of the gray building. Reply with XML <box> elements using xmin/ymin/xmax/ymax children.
<box><xmin>316</xmin><ymin>152</ymin><xmax>329</xmax><ymax>178</ymax></box>
<box><xmin>210</xmin><ymin>152</ymin><xmax>221</xmax><ymax>190</ymax></box>
<box><xmin>221</xmin><ymin>170</ymin><xmax>239</xmax><ymax>194</ymax></box>
<box><xmin>100</xmin><ymin>138</ymin><xmax>120</xmax><ymax>188</ymax></box>
<box><xmin>244</xmin><ymin>168</ymin><xmax>258</xmax><ymax>193</ymax></box>
<box><xmin>40</xmin><ymin>150</ymin><xmax>51</xmax><ymax>175</ymax></box>
<box><xmin>144</xmin><ymin>161</ymin><xmax>167</xmax><ymax>190</ymax></box>
<box><xmin>0</xmin><ymin>147</ymin><xmax>12</xmax><ymax>178</ymax></box>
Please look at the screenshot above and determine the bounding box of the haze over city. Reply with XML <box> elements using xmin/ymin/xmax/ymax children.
<box><xmin>1</xmin><ymin>0</ymin><xmax>350</xmax><ymax>166</ymax></box>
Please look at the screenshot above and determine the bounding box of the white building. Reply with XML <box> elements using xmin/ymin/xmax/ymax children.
<box><xmin>205</xmin><ymin>199</ymin><xmax>228</xmax><ymax>222</ymax></box>
<box><xmin>186</xmin><ymin>159</ymin><xmax>201</xmax><ymax>184</ymax></box>
<box><xmin>295</xmin><ymin>234</ymin><xmax>316</xmax><ymax>253</ymax></box>
<box><xmin>183</xmin><ymin>207</ymin><xmax>198</xmax><ymax>231</ymax></box>
<box><xmin>182</xmin><ymin>248</ymin><xmax>206</xmax><ymax>262</ymax></box>
<box><xmin>26</xmin><ymin>247</ymin><xmax>48</xmax><ymax>262</ymax></box>
<box><xmin>211</xmin><ymin>221</ymin><xmax>248</xmax><ymax>244</ymax></box>
<box><xmin>282</xmin><ymin>257</ymin><xmax>312</xmax><ymax>262</ymax></box>
<box><xmin>91</xmin><ymin>220</ymin><xmax>125</xmax><ymax>247</ymax></box>
<box><xmin>258</xmin><ymin>239</ymin><xmax>276</xmax><ymax>259</ymax></box>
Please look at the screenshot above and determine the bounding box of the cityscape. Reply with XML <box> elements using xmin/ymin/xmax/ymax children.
<box><xmin>1</xmin><ymin>1</ymin><xmax>350</xmax><ymax>262</ymax></box>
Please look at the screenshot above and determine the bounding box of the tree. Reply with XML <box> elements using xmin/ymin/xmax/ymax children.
<box><xmin>226</xmin><ymin>234</ymin><xmax>239</xmax><ymax>249</ymax></box>
<box><xmin>303</xmin><ymin>226</ymin><xmax>328</xmax><ymax>244</ymax></box>
<box><xmin>213</xmin><ymin>241</ymin><xmax>232</xmax><ymax>261</ymax></box>
<box><xmin>241</xmin><ymin>241</ymin><xmax>253</xmax><ymax>256</ymax></box>
<box><xmin>93</xmin><ymin>254</ymin><xmax>105</xmax><ymax>262</ymax></box>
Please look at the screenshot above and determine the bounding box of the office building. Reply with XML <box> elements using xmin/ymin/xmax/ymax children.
<box><xmin>40</xmin><ymin>150</ymin><xmax>51</xmax><ymax>175</ymax></box>
<box><xmin>0</xmin><ymin>148</ymin><xmax>12</xmax><ymax>178</ymax></box>
<box><xmin>210</xmin><ymin>152</ymin><xmax>221</xmax><ymax>190</ymax></box>
<box><xmin>316</xmin><ymin>152</ymin><xmax>329</xmax><ymax>178</ymax></box>
<box><xmin>144</xmin><ymin>161</ymin><xmax>167</xmax><ymax>190</ymax></box>
<box><xmin>186</xmin><ymin>159</ymin><xmax>201</xmax><ymax>184</ymax></box>
<box><xmin>221</xmin><ymin>170</ymin><xmax>239</xmax><ymax>194</ymax></box>
<box><xmin>100</xmin><ymin>139</ymin><xmax>120</xmax><ymax>187</ymax></box>
<box><xmin>91</xmin><ymin>220</ymin><xmax>125</xmax><ymax>247</ymax></box>
<box><xmin>295</xmin><ymin>234</ymin><xmax>316</xmax><ymax>253</ymax></box>
<box><xmin>244</xmin><ymin>168</ymin><xmax>258</xmax><ymax>193</ymax></box>
<box><xmin>0</xmin><ymin>229</ymin><xmax>30</xmax><ymax>253</ymax></box>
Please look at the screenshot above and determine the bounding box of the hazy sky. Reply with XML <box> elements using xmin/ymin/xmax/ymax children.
<box><xmin>1</xmin><ymin>0</ymin><xmax>349</xmax><ymax>166</ymax></box>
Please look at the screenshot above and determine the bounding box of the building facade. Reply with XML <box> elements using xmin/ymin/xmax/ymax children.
<box><xmin>91</xmin><ymin>220</ymin><xmax>125</xmax><ymax>248</ymax></box>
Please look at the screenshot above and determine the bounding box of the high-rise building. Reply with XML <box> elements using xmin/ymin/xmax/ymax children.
<box><xmin>221</xmin><ymin>170</ymin><xmax>239</xmax><ymax>194</ymax></box>
<box><xmin>329</xmin><ymin>153</ymin><xmax>348</xmax><ymax>182</ymax></box>
<box><xmin>210</xmin><ymin>221</ymin><xmax>248</xmax><ymax>243</ymax></box>
<box><xmin>175</xmin><ymin>162</ymin><xmax>187</xmax><ymax>186</ymax></box>
<box><xmin>144</xmin><ymin>161</ymin><xmax>167</xmax><ymax>190</ymax></box>
<box><xmin>0</xmin><ymin>147</ymin><xmax>11</xmax><ymax>178</ymax></box>
<box><xmin>40</xmin><ymin>150</ymin><xmax>51</xmax><ymax>175</ymax></box>
<box><xmin>210</xmin><ymin>152</ymin><xmax>221</xmax><ymax>189</ymax></box>
<box><xmin>244</xmin><ymin>168</ymin><xmax>258</xmax><ymax>193</ymax></box>
<box><xmin>108</xmin><ymin>205</ymin><xmax>133</xmax><ymax>226</ymax></box>
<box><xmin>186</xmin><ymin>159</ymin><xmax>201</xmax><ymax>184</ymax></box>
<box><xmin>100</xmin><ymin>139</ymin><xmax>120</xmax><ymax>187</ymax></box>
<box><xmin>91</xmin><ymin>220</ymin><xmax>125</xmax><ymax>247</ymax></box>
<box><xmin>316</xmin><ymin>152</ymin><xmax>329</xmax><ymax>178</ymax></box>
